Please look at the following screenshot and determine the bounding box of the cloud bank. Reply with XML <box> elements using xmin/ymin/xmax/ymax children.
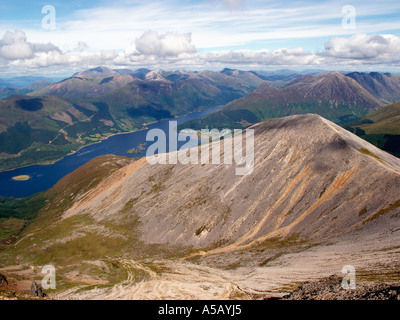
<box><xmin>1</xmin><ymin>29</ymin><xmax>400</xmax><ymax>74</ymax></box>
<box><xmin>324</xmin><ymin>33</ymin><xmax>400</xmax><ymax>62</ymax></box>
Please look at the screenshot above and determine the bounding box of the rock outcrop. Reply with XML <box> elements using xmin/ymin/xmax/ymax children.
<box><xmin>30</xmin><ymin>281</ymin><xmax>46</xmax><ymax>298</ymax></box>
<box><xmin>0</xmin><ymin>274</ymin><xmax>8</xmax><ymax>286</ymax></box>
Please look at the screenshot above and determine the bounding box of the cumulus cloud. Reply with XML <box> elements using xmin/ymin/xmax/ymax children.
<box><xmin>324</xmin><ymin>33</ymin><xmax>400</xmax><ymax>60</ymax></box>
<box><xmin>0</xmin><ymin>30</ymin><xmax>120</xmax><ymax>72</ymax></box>
<box><xmin>197</xmin><ymin>33</ymin><xmax>400</xmax><ymax>68</ymax></box>
<box><xmin>1</xmin><ymin>29</ymin><xmax>400</xmax><ymax>73</ymax></box>
<box><xmin>134</xmin><ymin>30</ymin><xmax>196</xmax><ymax>57</ymax></box>
<box><xmin>0</xmin><ymin>30</ymin><xmax>60</xmax><ymax>60</ymax></box>
<box><xmin>198</xmin><ymin>47</ymin><xmax>320</xmax><ymax>66</ymax></box>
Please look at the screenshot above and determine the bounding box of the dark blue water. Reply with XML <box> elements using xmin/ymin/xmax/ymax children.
<box><xmin>0</xmin><ymin>106</ymin><xmax>221</xmax><ymax>198</ymax></box>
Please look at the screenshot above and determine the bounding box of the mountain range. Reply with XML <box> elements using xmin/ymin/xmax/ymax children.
<box><xmin>1</xmin><ymin>114</ymin><xmax>399</xmax><ymax>299</ymax></box>
<box><xmin>1</xmin><ymin>67</ymin><xmax>400</xmax><ymax>171</ymax></box>
<box><xmin>346</xmin><ymin>72</ymin><xmax>400</xmax><ymax>104</ymax></box>
<box><xmin>183</xmin><ymin>71</ymin><xmax>387</xmax><ymax>130</ymax></box>
<box><xmin>0</xmin><ymin>68</ymin><xmax>264</xmax><ymax>171</ymax></box>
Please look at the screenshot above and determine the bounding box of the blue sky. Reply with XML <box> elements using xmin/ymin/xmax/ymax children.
<box><xmin>0</xmin><ymin>0</ymin><xmax>400</xmax><ymax>76</ymax></box>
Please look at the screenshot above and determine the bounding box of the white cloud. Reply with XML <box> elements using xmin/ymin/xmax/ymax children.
<box><xmin>134</xmin><ymin>30</ymin><xmax>196</xmax><ymax>57</ymax></box>
<box><xmin>1</xmin><ymin>29</ymin><xmax>400</xmax><ymax>74</ymax></box>
<box><xmin>0</xmin><ymin>30</ymin><xmax>60</xmax><ymax>60</ymax></box>
<box><xmin>324</xmin><ymin>33</ymin><xmax>400</xmax><ymax>60</ymax></box>
<box><xmin>198</xmin><ymin>47</ymin><xmax>321</xmax><ymax>66</ymax></box>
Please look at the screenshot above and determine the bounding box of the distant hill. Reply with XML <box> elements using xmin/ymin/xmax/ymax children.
<box><xmin>100</xmin><ymin>69</ymin><xmax>265</xmax><ymax>130</ymax></box>
<box><xmin>346</xmin><ymin>72</ymin><xmax>400</xmax><ymax>104</ymax></box>
<box><xmin>343</xmin><ymin>100</ymin><xmax>400</xmax><ymax>157</ymax></box>
<box><xmin>0</xmin><ymin>81</ymin><xmax>53</xmax><ymax>99</ymax></box>
<box><xmin>28</xmin><ymin>74</ymin><xmax>139</xmax><ymax>98</ymax></box>
<box><xmin>0</xmin><ymin>76</ymin><xmax>58</xmax><ymax>89</ymax></box>
<box><xmin>72</xmin><ymin>66</ymin><xmax>129</xmax><ymax>77</ymax></box>
<box><xmin>183</xmin><ymin>71</ymin><xmax>384</xmax><ymax>130</ymax></box>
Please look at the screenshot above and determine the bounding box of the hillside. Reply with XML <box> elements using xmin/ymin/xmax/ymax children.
<box><xmin>0</xmin><ymin>81</ymin><xmax>53</xmax><ymax>99</ymax></box>
<box><xmin>29</xmin><ymin>68</ymin><xmax>265</xmax><ymax>101</ymax></box>
<box><xmin>103</xmin><ymin>70</ymin><xmax>261</xmax><ymax>130</ymax></box>
<box><xmin>183</xmin><ymin>72</ymin><xmax>384</xmax><ymax>130</ymax></box>
<box><xmin>0</xmin><ymin>94</ymin><xmax>120</xmax><ymax>171</ymax></box>
<box><xmin>0</xmin><ymin>68</ymin><xmax>264</xmax><ymax>171</ymax></box>
<box><xmin>346</xmin><ymin>72</ymin><xmax>400</xmax><ymax>104</ymax></box>
<box><xmin>28</xmin><ymin>75</ymin><xmax>138</xmax><ymax>98</ymax></box>
<box><xmin>343</xmin><ymin>100</ymin><xmax>400</xmax><ymax>157</ymax></box>
<box><xmin>1</xmin><ymin>114</ymin><xmax>399</xmax><ymax>299</ymax></box>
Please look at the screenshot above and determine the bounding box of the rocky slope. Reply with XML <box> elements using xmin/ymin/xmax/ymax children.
<box><xmin>279</xmin><ymin>275</ymin><xmax>400</xmax><ymax>300</ymax></box>
<box><xmin>1</xmin><ymin>114</ymin><xmax>400</xmax><ymax>299</ymax></box>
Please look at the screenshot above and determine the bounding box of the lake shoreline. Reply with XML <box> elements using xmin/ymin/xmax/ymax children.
<box><xmin>0</xmin><ymin>128</ymin><xmax>142</xmax><ymax>174</ymax></box>
<box><xmin>0</xmin><ymin>105</ymin><xmax>224</xmax><ymax>174</ymax></box>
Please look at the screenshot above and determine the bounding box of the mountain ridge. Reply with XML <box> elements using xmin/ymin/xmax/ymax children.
<box><xmin>346</xmin><ymin>71</ymin><xmax>400</xmax><ymax>104</ymax></box>
<box><xmin>184</xmin><ymin>71</ymin><xmax>385</xmax><ymax>130</ymax></box>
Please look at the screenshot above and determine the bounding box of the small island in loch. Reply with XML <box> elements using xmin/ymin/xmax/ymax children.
<box><xmin>11</xmin><ymin>175</ymin><xmax>31</xmax><ymax>181</ymax></box>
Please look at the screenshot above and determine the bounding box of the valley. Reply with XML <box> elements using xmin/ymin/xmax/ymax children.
<box><xmin>0</xmin><ymin>68</ymin><xmax>263</xmax><ymax>172</ymax></box>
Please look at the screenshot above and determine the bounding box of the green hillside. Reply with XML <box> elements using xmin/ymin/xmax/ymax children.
<box><xmin>0</xmin><ymin>69</ymin><xmax>262</xmax><ymax>171</ymax></box>
<box><xmin>343</xmin><ymin>101</ymin><xmax>400</xmax><ymax>157</ymax></box>
<box><xmin>0</xmin><ymin>95</ymin><xmax>120</xmax><ymax>171</ymax></box>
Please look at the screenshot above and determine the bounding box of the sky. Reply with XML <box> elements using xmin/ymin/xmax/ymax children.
<box><xmin>0</xmin><ymin>0</ymin><xmax>400</xmax><ymax>76</ymax></box>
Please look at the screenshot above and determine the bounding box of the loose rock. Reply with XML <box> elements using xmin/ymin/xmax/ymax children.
<box><xmin>279</xmin><ymin>275</ymin><xmax>400</xmax><ymax>300</ymax></box>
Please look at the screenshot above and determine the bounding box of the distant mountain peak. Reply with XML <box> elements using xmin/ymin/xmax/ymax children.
<box><xmin>73</xmin><ymin>66</ymin><xmax>119</xmax><ymax>77</ymax></box>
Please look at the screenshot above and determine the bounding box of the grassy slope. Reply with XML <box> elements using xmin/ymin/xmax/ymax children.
<box><xmin>0</xmin><ymin>192</ymin><xmax>46</xmax><ymax>248</ymax></box>
<box><xmin>0</xmin><ymin>95</ymin><xmax>125</xmax><ymax>171</ymax></box>
<box><xmin>343</xmin><ymin>101</ymin><xmax>400</xmax><ymax>157</ymax></box>
<box><xmin>0</xmin><ymin>155</ymin><xmax>191</xmax><ymax>293</ymax></box>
